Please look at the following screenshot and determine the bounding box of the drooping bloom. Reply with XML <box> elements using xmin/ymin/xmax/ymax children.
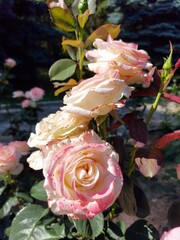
<box><xmin>62</xmin><ymin>69</ymin><xmax>133</xmax><ymax>118</ymax></box>
<box><xmin>86</xmin><ymin>35</ymin><xmax>155</xmax><ymax>87</ymax></box>
<box><xmin>42</xmin><ymin>130</ymin><xmax>123</xmax><ymax>219</ymax></box>
<box><xmin>0</xmin><ymin>144</ymin><xmax>23</xmax><ymax>175</ymax></box>
<box><xmin>28</xmin><ymin>110</ymin><xmax>91</xmax><ymax>148</ymax></box>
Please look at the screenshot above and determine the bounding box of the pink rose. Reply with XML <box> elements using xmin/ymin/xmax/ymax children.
<box><xmin>21</xmin><ymin>99</ymin><xmax>30</xmax><ymax>108</ymax></box>
<box><xmin>12</xmin><ymin>90</ymin><xmax>25</xmax><ymax>98</ymax></box>
<box><xmin>160</xmin><ymin>227</ymin><xmax>180</xmax><ymax>240</ymax></box>
<box><xmin>135</xmin><ymin>157</ymin><xmax>161</xmax><ymax>178</ymax></box>
<box><xmin>42</xmin><ymin>130</ymin><xmax>123</xmax><ymax>219</ymax></box>
<box><xmin>9</xmin><ymin>141</ymin><xmax>30</xmax><ymax>156</ymax></box>
<box><xmin>28</xmin><ymin>110</ymin><xmax>91</xmax><ymax>148</ymax></box>
<box><xmin>25</xmin><ymin>87</ymin><xmax>45</xmax><ymax>101</ymax></box>
<box><xmin>4</xmin><ymin>58</ymin><xmax>16</xmax><ymax>68</ymax></box>
<box><xmin>86</xmin><ymin>35</ymin><xmax>154</xmax><ymax>87</ymax></box>
<box><xmin>0</xmin><ymin>144</ymin><xmax>23</xmax><ymax>175</ymax></box>
<box><xmin>62</xmin><ymin>70</ymin><xmax>133</xmax><ymax>118</ymax></box>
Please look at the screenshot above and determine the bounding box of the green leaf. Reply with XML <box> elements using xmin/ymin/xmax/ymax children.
<box><xmin>50</xmin><ymin>223</ymin><xmax>66</xmax><ymax>239</ymax></box>
<box><xmin>106</xmin><ymin>221</ymin><xmax>124</xmax><ymax>239</ymax></box>
<box><xmin>118</xmin><ymin>177</ymin><xmax>137</xmax><ymax>216</ymax></box>
<box><xmin>71</xmin><ymin>212</ymin><xmax>104</xmax><ymax>239</ymax></box>
<box><xmin>0</xmin><ymin>196</ymin><xmax>18</xmax><ymax>219</ymax></box>
<box><xmin>49</xmin><ymin>7</ymin><xmax>76</xmax><ymax>32</ymax></box>
<box><xmin>49</xmin><ymin>59</ymin><xmax>77</xmax><ymax>81</ymax></box>
<box><xmin>15</xmin><ymin>192</ymin><xmax>33</xmax><ymax>203</ymax></box>
<box><xmin>9</xmin><ymin>204</ymin><xmax>52</xmax><ymax>240</ymax></box>
<box><xmin>134</xmin><ymin>183</ymin><xmax>150</xmax><ymax>218</ymax></box>
<box><xmin>85</xmin><ymin>24</ymin><xmax>120</xmax><ymax>47</ymax></box>
<box><xmin>30</xmin><ymin>180</ymin><xmax>47</xmax><ymax>202</ymax></box>
<box><xmin>125</xmin><ymin>219</ymin><xmax>160</xmax><ymax>240</ymax></box>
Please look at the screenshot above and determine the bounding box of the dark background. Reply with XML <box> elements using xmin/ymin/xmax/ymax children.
<box><xmin>0</xmin><ymin>0</ymin><xmax>179</xmax><ymax>96</ymax></box>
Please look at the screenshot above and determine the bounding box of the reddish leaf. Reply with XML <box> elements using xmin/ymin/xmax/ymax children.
<box><xmin>128</xmin><ymin>118</ymin><xmax>148</xmax><ymax>147</ymax></box>
<box><xmin>155</xmin><ymin>130</ymin><xmax>180</xmax><ymax>149</ymax></box>
<box><xmin>109</xmin><ymin>136</ymin><xmax>128</xmax><ymax>166</ymax></box>
<box><xmin>163</xmin><ymin>93</ymin><xmax>180</xmax><ymax>104</ymax></box>
<box><xmin>130</xmin><ymin>88</ymin><xmax>157</xmax><ymax>98</ymax></box>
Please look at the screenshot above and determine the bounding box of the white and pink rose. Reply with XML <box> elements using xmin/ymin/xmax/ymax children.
<box><xmin>29</xmin><ymin>130</ymin><xmax>123</xmax><ymax>219</ymax></box>
<box><xmin>62</xmin><ymin>69</ymin><xmax>133</xmax><ymax>118</ymax></box>
<box><xmin>0</xmin><ymin>144</ymin><xmax>23</xmax><ymax>175</ymax></box>
<box><xmin>86</xmin><ymin>35</ymin><xmax>155</xmax><ymax>87</ymax></box>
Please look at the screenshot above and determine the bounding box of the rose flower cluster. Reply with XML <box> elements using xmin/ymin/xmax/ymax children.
<box><xmin>27</xmin><ymin>36</ymin><xmax>154</xmax><ymax>220</ymax></box>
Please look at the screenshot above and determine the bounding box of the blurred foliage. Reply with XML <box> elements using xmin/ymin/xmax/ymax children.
<box><xmin>0</xmin><ymin>0</ymin><xmax>62</xmax><ymax>91</ymax></box>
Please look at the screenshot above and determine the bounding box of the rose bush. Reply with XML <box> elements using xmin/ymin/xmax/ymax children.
<box><xmin>86</xmin><ymin>35</ymin><xmax>155</xmax><ymax>87</ymax></box>
<box><xmin>28</xmin><ymin>110</ymin><xmax>91</xmax><ymax>148</ymax></box>
<box><xmin>0</xmin><ymin>143</ymin><xmax>23</xmax><ymax>175</ymax></box>
<box><xmin>62</xmin><ymin>69</ymin><xmax>133</xmax><ymax>118</ymax></box>
<box><xmin>41</xmin><ymin>130</ymin><xmax>123</xmax><ymax>219</ymax></box>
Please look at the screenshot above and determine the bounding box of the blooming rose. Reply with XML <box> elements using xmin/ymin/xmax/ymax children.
<box><xmin>86</xmin><ymin>35</ymin><xmax>155</xmax><ymax>87</ymax></box>
<box><xmin>42</xmin><ymin>130</ymin><xmax>123</xmax><ymax>219</ymax></box>
<box><xmin>25</xmin><ymin>87</ymin><xmax>45</xmax><ymax>101</ymax></box>
<box><xmin>160</xmin><ymin>227</ymin><xmax>180</xmax><ymax>240</ymax></box>
<box><xmin>62</xmin><ymin>70</ymin><xmax>133</xmax><ymax>118</ymax></box>
<box><xmin>28</xmin><ymin>110</ymin><xmax>91</xmax><ymax>148</ymax></box>
<box><xmin>135</xmin><ymin>157</ymin><xmax>161</xmax><ymax>178</ymax></box>
<box><xmin>9</xmin><ymin>141</ymin><xmax>30</xmax><ymax>156</ymax></box>
<box><xmin>4</xmin><ymin>58</ymin><xmax>16</xmax><ymax>68</ymax></box>
<box><xmin>12</xmin><ymin>90</ymin><xmax>25</xmax><ymax>98</ymax></box>
<box><xmin>0</xmin><ymin>144</ymin><xmax>23</xmax><ymax>175</ymax></box>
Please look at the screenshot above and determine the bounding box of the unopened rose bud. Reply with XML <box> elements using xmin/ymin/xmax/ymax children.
<box><xmin>78</xmin><ymin>0</ymin><xmax>88</xmax><ymax>13</ymax></box>
<box><xmin>162</xmin><ymin>42</ymin><xmax>173</xmax><ymax>70</ymax></box>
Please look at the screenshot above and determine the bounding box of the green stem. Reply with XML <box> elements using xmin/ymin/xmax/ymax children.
<box><xmin>127</xmin><ymin>85</ymin><xmax>164</xmax><ymax>177</ymax></box>
<box><xmin>75</xmin><ymin>28</ymin><xmax>84</xmax><ymax>80</ymax></box>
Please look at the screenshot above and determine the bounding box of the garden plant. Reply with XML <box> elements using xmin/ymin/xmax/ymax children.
<box><xmin>0</xmin><ymin>1</ymin><xmax>180</xmax><ymax>239</ymax></box>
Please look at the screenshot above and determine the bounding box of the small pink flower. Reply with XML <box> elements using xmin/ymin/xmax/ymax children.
<box><xmin>176</xmin><ymin>164</ymin><xmax>180</xmax><ymax>180</ymax></box>
<box><xmin>0</xmin><ymin>144</ymin><xmax>23</xmax><ymax>175</ymax></box>
<box><xmin>160</xmin><ymin>227</ymin><xmax>180</xmax><ymax>240</ymax></box>
<box><xmin>9</xmin><ymin>141</ymin><xmax>30</xmax><ymax>156</ymax></box>
<box><xmin>4</xmin><ymin>58</ymin><xmax>16</xmax><ymax>68</ymax></box>
<box><xmin>42</xmin><ymin>130</ymin><xmax>123</xmax><ymax>219</ymax></box>
<box><xmin>12</xmin><ymin>90</ymin><xmax>25</xmax><ymax>98</ymax></box>
<box><xmin>29</xmin><ymin>87</ymin><xmax>45</xmax><ymax>101</ymax></box>
<box><xmin>21</xmin><ymin>99</ymin><xmax>31</xmax><ymax>108</ymax></box>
